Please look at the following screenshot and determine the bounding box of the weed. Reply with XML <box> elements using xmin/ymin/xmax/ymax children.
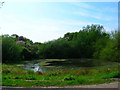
<box><xmin>35</xmin><ymin>71</ymin><xmax>43</xmax><ymax>75</ymax></box>
<box><xmin>25</xmin><ymin>76</ymin><xmax>37</xmax><ymax>80</ymax></box>
<box><xmin>13</xmin><ymin>71</ymin><xmax>26</xmax><ymax>75</ymax></box>
<box><xmin>2</xmin><ymin>69</ymin><xmax>11</xmax><ymax>74</ymax></box>
<box><xmin>26</xmin><ymin>70</ymin><xmax>34</xmax><ymax>74</ymax></box>
<box><xmin>64</xmin><ymin>75</ymin><xmax>75</xmax><ymax>81</ymax></box>
<box><xmin>2</xmin><ymin>62</ymin><xmax>120</xmax><ymax>87</ymax></box>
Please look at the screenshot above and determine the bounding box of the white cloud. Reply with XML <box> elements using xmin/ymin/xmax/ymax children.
<box><xmin>74</xmin><ymin>11</ymin><xmax>101</xmax><ymax>20</ymax></box>
<box><xmin>72</xmin><ymin>2</ymin><xmax>95</xmax><ymax>10</ymax></box>
<box><xmin>72</xmin><ymin>2</ymin><xmax>117</xmax><ymax>21</ymax></box>
<box><xmin>0</xmin><ymin>1</ymin><xmax>117</xmax><ymax>43</ymax></box>
<box><xmin>73</xmin><ymin>9</ymin><xmax>116</xmax><ymax>21</ymax></box>
<box><xmin>1</xmin><ymin>15</ymin><xmax>63</xmax><ymax>42</ymax></box>
<box><xmin>1</xmin><ymin>13</ymin><xmax>103</xmax><ymax>42</ymax></box>
<box><xmin>104</xmin><ymin>27</ymin><xmax>116</xmax><ymax>33</ymax></box>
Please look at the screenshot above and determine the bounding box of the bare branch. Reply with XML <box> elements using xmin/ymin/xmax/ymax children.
<box><xmin>0</xmin><ymin>2</ymin><xmax>5</xmax><ymax>8</ymax></box>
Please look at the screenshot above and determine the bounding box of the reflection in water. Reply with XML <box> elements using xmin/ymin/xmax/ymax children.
<box><xmin>34</xmin><ymin>66</ymin><xmax>39</xmax><ymax>72</ymax></box>
<box><xmin>23</xmin><ymin>60</ymin><xmax>56</xmax><ymax>72</ymax></box>
<box><xmin>24</xmin><ymin>63</ymin><xmax>43</xmax><ymax>72</ymax></box>
<box><xmin>22</xmin><ymin>59</ymin><xmax>99</xmax><ymax>72</ymax></box>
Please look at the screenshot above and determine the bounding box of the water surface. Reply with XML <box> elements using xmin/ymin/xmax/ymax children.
<box><xmin>21</xmin><ymin>59</ymin><xmax>100</xmax><ymax>72</ymax></box>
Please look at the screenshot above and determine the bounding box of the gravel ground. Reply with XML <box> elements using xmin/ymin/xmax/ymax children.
<box><xmin>2</xmin><ymin>82</ymin><xmax>119</xmax><ymax>88</ymax></box>
<box><xmin>39</xmin><ymin>82</ymin><xmax>119</xmax><ymax>88</ymax></box>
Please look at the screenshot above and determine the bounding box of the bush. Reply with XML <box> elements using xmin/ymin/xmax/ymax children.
<box><xmin>99</xmin><ymin>32</ymin><xmax>119</xmax><ymax>62</ymax></box>
<box><xmin>2</xmin><ymin>37</ymin><xmax>23</xmax><ymax>63</ymax></box>
<box><xmin>64</xmin><ymin>74</ymin><xmax>75</xmax><ymax>81</ymax></box>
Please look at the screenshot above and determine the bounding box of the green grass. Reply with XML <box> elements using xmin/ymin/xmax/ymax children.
<box><xmin>2</xmin><ymin>62</ymin><xmax>120</xmax><ymax>87</ymax></box>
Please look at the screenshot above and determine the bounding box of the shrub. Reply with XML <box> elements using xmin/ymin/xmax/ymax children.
<box><xmin>64</xmin><ymin>75</ymin><xmax>75</xmax><ymax>81</ymax></box>
<box><xmin>2</xmin><ymin>37</ymin><xmax>23</xmax><ymax>63</ymax></box>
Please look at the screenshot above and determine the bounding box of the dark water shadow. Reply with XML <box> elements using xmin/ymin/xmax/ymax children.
<box><xmin>44</xmin><ymin>59</ymin><xmax>101</xmax><ymax>67</ymax></box>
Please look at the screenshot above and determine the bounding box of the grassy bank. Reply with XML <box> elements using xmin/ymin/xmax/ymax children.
<box><xmin>2</xmin><ymin>62</ymin><xmax>120</xmax><ymax>87</ymax></box>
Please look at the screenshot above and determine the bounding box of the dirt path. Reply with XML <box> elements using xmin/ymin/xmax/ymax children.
<box><xmin>2</xmin><ymin>82</ymin><xmax>119</xmax><ymax>88</ymax></box>
<box><xmin>38</xmin><ymin>82</ymin><xmax>119</xmax><ymax>88</ymax></box>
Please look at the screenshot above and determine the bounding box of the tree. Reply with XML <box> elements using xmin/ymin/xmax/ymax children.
<box><xmin>99</xmin><ymin>31</ymin><xmax>119</xmax><ymax>62</ymax></box>
<box><xmin>2</xmin><ymin>37</ymin><xmax>23</xmax><ymax>63</ymax></box>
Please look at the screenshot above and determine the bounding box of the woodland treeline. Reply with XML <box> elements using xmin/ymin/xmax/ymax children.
<box><xmin>1</xmin><ymin>24</ymin><xmax>120</xmax><ymax>63</ymax></box>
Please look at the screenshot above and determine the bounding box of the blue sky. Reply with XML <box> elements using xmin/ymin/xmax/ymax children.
<box><xmin>0</xmin><ymin>2</ymin><xmax>118</xmax><ymax>42</ymax></box>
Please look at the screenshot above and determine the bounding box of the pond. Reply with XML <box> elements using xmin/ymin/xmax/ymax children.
<box><xmin>20</xmin><ymin>59</ymin><xmax>101</xmax><ymax>72</ymax></box>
